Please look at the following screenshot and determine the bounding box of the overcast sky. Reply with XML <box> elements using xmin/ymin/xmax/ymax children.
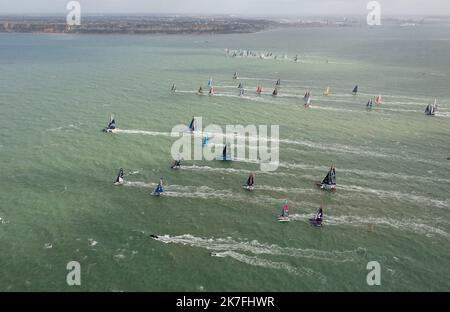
<box><xmin>0</xmin><ymin>0</ymin><xmax>449</xmax><ymax>16</ymax></box>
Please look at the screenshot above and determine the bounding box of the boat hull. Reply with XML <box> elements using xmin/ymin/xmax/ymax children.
<box><xmin>316</xmin><ymin>183</ymin><xmax>336</xmax><ymax>191</ymax></box>
<box><xmin>309</xmin><ymin>218</ymin><xmax>323</xmax><ymax>227</ymax></box>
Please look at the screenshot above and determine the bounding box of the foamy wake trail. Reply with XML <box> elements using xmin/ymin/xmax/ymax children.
<box><xmin>435</xmin><ymin>112</ymin><xmax>450</xmax><ymax>118</ymax></box>
<box><xmin>153</xmin><ymin>234</ymin><xmax>365</xmax><ymax>263</ymax></box>
<box><xmin>257</xmin><ymin>185</ymin><xmax>316</xmax><ymax>195</ymax></box>
<box><xmin>124</xmin><ymin>181</ymin><xmax>294</xmax><ymax>205</ymax></box>
<box><xmin>163</xmin><ymin>191</ymin><xmax>292</xmax><ymax>206</ymax></box>
<box><xmin>181</xmin><ymin>165</ymin><xmax>293</xmax><ymax>176</ymax></box>
<box><xmin>212</xmin><ymin>93</ymin><xmax>267</xmax><ymax>102</ymax></box>
<box><xmin>280</xmin><ymin>161</ymin><xmax>450</xmax><ymax>187</ymax></box>
<box><xmin>290</xmin><ymin>214</ymin><xmax>449</xmax><ymax>238</ymax></box>
<box><xmin>211</xmin><ymin>251</ymin><xmax>326</xmax><ymax>281</ymax></box>
<box><xmin>379</xmin><ymin>107</ymin><xmax>421</xmax><ymax>113</ymax></box>
<box><xmin>113</xmin><ymin>129</ymin><xmax>446</xmax><ymax>166</ymax></box>
<box><xmin>113</xmin><ymin>127</ymin><xmax>377</xmax><ymax>158</ymax></box>
<box><xmin>111</xmin><ymin>129</ymin><xmax>172</xmax><ymax>137</ymax></box>
<box><xmin>310</xmin><ymin>105</ymin><xmax>361</xmax><ymax>114</ymax></box>
<box><xmin>279</xmin><ymin>138</ymin><xmax>389</xmax><ymax>158</ymax></box>
<box><xmin>340</xmin><ymin>184</ymin><xmax>450</xmax><ymax>209</ymax></box>
<box><xmin>174</xmin><ymin>90</ymin><xmax>197</xmax><ymax>94</ymax></box>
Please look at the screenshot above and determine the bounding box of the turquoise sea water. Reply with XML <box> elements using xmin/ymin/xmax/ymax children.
<box><xmin>1</xmin><ymin>25</ymin><xmax>450</xmax><ymax>291</ymax></box>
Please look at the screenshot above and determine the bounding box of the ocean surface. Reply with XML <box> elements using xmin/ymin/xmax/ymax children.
<box><xmin>1</xmin><ymin>25</ymin><xmax>450</xmax><ymax>291</ymax></box>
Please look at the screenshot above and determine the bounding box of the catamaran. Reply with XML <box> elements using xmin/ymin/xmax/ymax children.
<box><xmin>207</xmin><ymin>77</ymin><xmax>213</xmax><ymax>88</ymax></box>
<box><xmin>256</xmin><ymin>85</ymin><xmax>262</xmax><ymax>95</ymax></box>
<box><xmin>239</xmin><ymin>88</ymin><xmax>245</xmax><ymax>96</ymax></box>
<box><xmin>216</xmin><ymin>144</ymin><xmax>232</xmax><ymax>161</ymax></box>
<box><xmin>293</xmin><ymin>54</ymin><xmax>299</xmax><ymax>62</ymax></box>
<box><xmin>304</xmin><ymin>94</ymin><xmax>311</xmax><ymax>108</ymax></box>
<box><xmin>233</xmin><ymin>72</ymin><xmax>239</xmax><ymax>80</ymax></box>
<box><xmin>309</xmin><ymin>204</ymin><xmax>324</xmax><ymax>227</ymax></box>
<box><xmin>272</xmin><ymin>88</ymin><xmax>278</xmax><ymax>96</ymax></box>
<box><xmin>103</xmin><ymin>115</ymin><xmax>116</xmax><ymax>133</ymax></box>
<box><xmin>188</xmin><ymin>117</ymin><xmax>196</xmax><ymax>132</ymax></box>
<box><xmin>375</xmin><ymin>95</ymin><xmax>382</xmax><ymax>105</ymax></box>
<box><xmin>237</xmin><ymin>82</ymin><xmax>243</xmax><ymax>89</ymax></box>
<box><xmin>114</xmin><ymin>168</ymin><xmax>124</xmax><ymax>185</ymax></box>
<box><xmin>152</xmin><ymin>177</ymin><xmax>164</xmax><ymax>196</ymax></box>
<box><xmin>197</xmin><ymin>86</ymin><xmax>204</xmax><ymax>95</ymax></box>
<box><xmin>316</xmin><ymin>165</ymin><xmax>336</xmax><ymax>191</ymax></box>
<box><xmin>275</xmin><ymin>78</ymin><xmax>281</xmax><ymax>86</ymax></box>
<box><xmin>352</xmin><ymin>85</ymin><xmax>358</xmax><ymax>95</ymax></box>
<box><xmin>425</xmin><ymin>99</ymin><xmax>437</xmax><ymax>116</ymax></box>
<box><xmin>324</xmin><ymin>87</ymin><xmax>331</xmax><ymax>96</ymax></box>
<box><xmin>303</xmin><ymin>91</ymin><xmax>310</xmax><ymax>101</ymax></box>
<box><xmin>171</xmin><ymin>84</ymin><xmax>176</xmax><ymax>92</ymax></box>
<box><xmin>243</xmin><ymin>173</ymin><xmax>255</xmax><ymax>191</ymax></box>
<box><xmin>203</xmin><ymin>133</ymin><xmax>209</xmax><ymax>146</ymax></box>
<box><xmin>171</xmin><ymin>159</ymin><xmax>181</xmax><ymax>169</ymax></box>
<box><xmin>366</xmin><ymin>99</ymin><xmax>373</xmax><ymax>110</ymax></box>
<box><xmin>208</xmin><ymin>87</ymin><xmax>215</xmax><ymax>95</ymax></box>
<box><xmin>278</xmin><ymin>200</ymin><xmax>290</xmax><ymax>222</ymax></box>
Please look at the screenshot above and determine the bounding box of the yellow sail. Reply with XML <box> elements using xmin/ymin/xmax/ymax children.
<box><xmin>324</xmin><ymin>87</ymin><xmax>331</xmax><ymax>96</ymax></box>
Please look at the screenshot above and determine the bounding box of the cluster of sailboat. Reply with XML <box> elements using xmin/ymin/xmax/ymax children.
<box><xmin>173</xmin><ymin>75</ymin><xmax>440</xmax><ymax>115</ymax></box>
<box><xmin>225</xmin><ymin>49</ymin><xmax>301</xmax><ymax>62</ymax></box>
<box><xmin>104</xmin><ymin>73</ymin><xmax>441</xmax><ymax>228</ymax></box>
<box><xmin>105</xmin><ymin>113</ymin><xmax>336</xmax><ymax>226</ymax></box>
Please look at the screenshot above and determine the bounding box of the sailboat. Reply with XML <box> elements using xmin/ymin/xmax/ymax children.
<box><xmin>239</xmin><ymin>88</ymin><xmax>245</xmax><ymax>96</ymax></box>
<box><xmin>188</xmin><ymin>117</ymin><xmax>196</xmax><ymax>132</ymax></box>
<box><xmin>272</xmin><ymin>88</ymin><xmax>278</xmax><ymax>96</ymax></box>
<box><xmin>303</xmin><ymin>91</ymin><xmax>310</xmax><ymax>101</ymax></box>
<box><xmin>278</xmin><ymin>200</ymin><xmax>290</xmax><ymax>222</ymax></box>
<box><xmin>366</xmin><ymin>99</ymin><xmax>373</xmax><ymax>110</ymax></box>
<box><xmin>197</xmin><ymin>86</ymin><xmax>204</xmax><ymax>95</ymax></box>
<box><xmin>425</xmin><ymin>99</ymin><xmax>437</xmax><ymax>116</ymax></box>
<box><xmin>256</xmin><ymin>85</ymin><xmax>262</xmax><ymax>95</ymax></box>
<box><xmin>237</xmin><ymin>82</ymin><xmax>243</xmax><ymax>89</ymax></box>
<box><xmin>171</xmin><ymin>159</ymin><xmax>181</xmax><ymax>169</ymax></box>
<box><xmin>152</xmin><ymin>177</ymin><xmax>165</xmax><ymax>196</ymax></box>
<box><xmin>243</xmin><ymin>173</ymin><xmax>255</xmax><ymax>191</ymax></box>
<box><xmin>275</xmin><ymin>78</ymin><xmax>281</xmax><ymax>86</ymax></box>
<box><xmin>309</xmin><ymin>205</ymin><xmax>324</xmax><ymax>227</ymax></box>
<box><xmin>207</xmin><ymin>77</ymin><xmax>213</xmax><ymax>88</ymax></box>
<box><xmin>216</xmin><ymin>144</ymin><xmax>233</xmax><ymax>161</ymax></box>
<box><xmin>304</xmin><ymin>94</ymin><xmax>311</xmax><ymax>108</ymax></box>
<box><xmin>171</xmin><ymin>84</ymin><xmax>176</xmax><ymax>92</ymax></box>
<box><xmin>323</xmin><ymin>87</ymin><xmax>331</xmax><ymax>96</ymax></box>
<box><xmin>103</xmin><ymin>115</ymin><xmax>116</xmax><ymax>133</ymax></box>
<box><xmin>114</xmin><ymin>168</ymin><xmax>124</xmax><ymax>185</ymax></box>
<box><xmin>233</xmin><ymin>72</ymin><xmax>239</xmax><ymax>80</ymax></box>
<box><xmin>352</xmin><ymin>85</ymin><xmax>358</xmax><ymax>95</ymax></box>
<box><xmin>293</xmin><ymin>54</ymin><xmax>299</xmax><ymax>62</ymax></box>
<box><xmin>375</xmin><ymin>95</ymin><xmax>382</xmax><ymax>105</ymax></box>
<box><xmin>203</xmin><ymin>133</ymin><xmax>209</xmax><ymax>146</ymax></box>
<box><xmin>316</xmin><ymin>165</ymin><xmax>336</xmax><ymax>191</ymax></box>
<box><xmin>208</xmin><ymin>87</ymin><xmax>215</xmax><ymax>95</ymax></box>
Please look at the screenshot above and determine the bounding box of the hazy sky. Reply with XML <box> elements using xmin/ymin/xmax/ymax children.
<box><xmin>1</xmin><ymin>0</ymin><xmax>449</xmax><ymax>16</ymax></box>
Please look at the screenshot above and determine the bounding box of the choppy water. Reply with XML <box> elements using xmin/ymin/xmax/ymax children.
<box><xmin>1</xmin><ymin>25</ymin><xmax>450</xmax><ymax>291</ymax></box>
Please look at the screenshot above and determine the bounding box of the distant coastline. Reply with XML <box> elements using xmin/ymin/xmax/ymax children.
<box><xmin>0</xmin><ymin>15</ymin><xmax>364</xmax><ymax>35</ymax></box>
<box><xmin>0</xmin><ymin>15</ymin><xmax>435</xmax><ymax>35</ymax></box>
